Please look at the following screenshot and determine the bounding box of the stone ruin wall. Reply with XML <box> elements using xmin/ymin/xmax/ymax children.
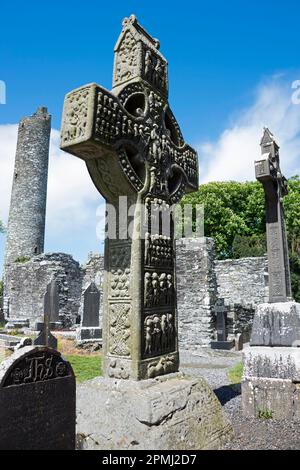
<box><xmin>4</xmin><ymin>253</ymin><xmax>83</xmax><ymax>328</ymax></box>
<box><xmin>215</xmin><ymin>257</ymin><xmax>268</xmax><ymax>307</ymax></box>
<box><xmin>3</xmin><ymin>241</ymin><xmax>268</xmax><ymax>348</ymax></box>
<box><xmin>4</xmin><ymin>252</ymin><xmax>104</xmax><ymax>330</ymax></box>
<box><xmin>215</xmin><ymin>256</ymin><xmax>268</xmax><ymax>345</ymax></box>
<box><xmin>176</xmin><ymin>238</ymin><xmax>268</xmax><ymax>350</ymax></box>
<box><xmin>176</xmin><ymin>238</ymin><xmax>218</xmax><ymax>349</ymax></box>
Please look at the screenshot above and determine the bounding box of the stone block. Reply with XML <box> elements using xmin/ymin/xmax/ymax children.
<box><xmin>5</xmin><ymin>318</ymin><xmax>29</xmax><ymax>329</ymax></box>
<box><xmin>211</xmin><ymin>340</ymin><xmax>235</xmax><ymax>351</ymax></box>
<box><xmin>76</xmin><ymin>326</ymin><xmax>102</xmax><ymax>343</ymax></box>
<box><xmin>242</xmin><ymin>377</ymin><xmax>300</xmax><ymax>420</ymax></box>
<box><xmin>76</xmin><ymin>373</ymin><xmax>234</xmax><ymax>450</ymax></box>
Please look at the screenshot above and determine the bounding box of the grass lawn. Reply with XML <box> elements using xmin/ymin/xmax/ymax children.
<box><xmin>65</xmin><ymin>354</ymin><xmax>102</xmax><ymax>383</ymax></box>
<box><xmin>228</xmin><ymin>362</ymin><xmax>243</xmax><ymax>384</ymax></box>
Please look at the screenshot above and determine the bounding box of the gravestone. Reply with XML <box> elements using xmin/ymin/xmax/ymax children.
<box><xmin>45</xmin><ymin>279</ymin><xmax>62</xmax><ymax>329</ymax></box>
<box><xmin>61</xmin><ymin>16</ymin><xmax>233</xmax><ymax>449</ymax></box>
<box><xmin>34</xmin><ymin>280</ymin><xmax>58</xmax><ymax>349</ymax></box>
<box><xmin>242</xmin><ymin>129</ymin><xmax>300</xmax><ymax>419</ymax></box>
<box><xmin>0</xmin><ymin>346</ymin><xmax>76</xmax><ymax>449</ymax></box>
<box><xmin>76</xmin><ymin>282</ymin><xmax>101</xmax><ymax>343</ymax></box>
<box><xmin>211</xmin><ymin>299</ymin><xmax>234</xmax><ymax>350</ymax></box>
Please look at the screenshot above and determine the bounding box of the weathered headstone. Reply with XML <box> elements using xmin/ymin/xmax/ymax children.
<box><xmin>45</xmin><ymin>278</ymin><xmax>61</xmax><ymax>328</ymax></box>
<box><xmin>211</xmin><ymin>299</ymin><xmax>234</xmax><ymax>350</ymax></box>
<box><xmin>0</xmin><ymin>346</ymin><xmax>76</xmax><ymax>449</ymax></box>
<box><xmin>242</xmin><ymin>129</ymin><xmax>300</xmax><ymax>419</ymax></box>
<box><xmin>76</xmin><ymin>282</ymin><xmax>101</xmax><ymax>343</ymax></box>
<box><xmin>34</xmin><ymin>281</ymin><xmax>58</xmax><ymax>349</ymax></box>
<box><xmin>61</xmin><ymin>16</ymin><xmax>233</xmax><ymax>450</ymax></box>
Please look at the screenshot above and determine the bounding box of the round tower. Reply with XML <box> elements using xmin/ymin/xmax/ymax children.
<box><xmin>5</xmin><ymin>106</ymin><xmax>51</xmax><ymax>267</ymax></box>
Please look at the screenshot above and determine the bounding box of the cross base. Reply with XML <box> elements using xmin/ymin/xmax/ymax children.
<box><xmin>76</xmin><ymin>372</ymin><xmax>233</xmax><ymax>450</ymax></box>
<box><xmin>211</xmin><ymin>340</ymin><xmax>235</xmax><ymax>351</ymax></box>
<box><xmin>242</xmin><ymin>345</ymin><xmax>300</xmax><ymax>419</ymax></box>
<box><xmin>76</xmin><ymin>327</ymin><xmax>102</xmax><ymax>344</ymax></box>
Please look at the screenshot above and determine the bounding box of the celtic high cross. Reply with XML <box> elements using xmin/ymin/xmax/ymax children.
<box><xmin>61</xmin><ymin>16</ymin><xmax>198</xmax><ymax>380</ymax></box>
<box><xmin>255</xmin><ymin>128</ymin><xmax>292</xmax><ymax>303</ymax></box>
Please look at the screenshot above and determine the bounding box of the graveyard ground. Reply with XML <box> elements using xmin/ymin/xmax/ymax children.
<box><xmin>1</xmin><ymin>338</ymin><xmax>300</xmax><ymax>450</ymax></box>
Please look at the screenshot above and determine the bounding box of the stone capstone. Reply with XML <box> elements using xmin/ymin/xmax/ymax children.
<box><xmin>250</xmin><ymin>302</ymin><xmax>300</xmax><ymax>347</ymax></box>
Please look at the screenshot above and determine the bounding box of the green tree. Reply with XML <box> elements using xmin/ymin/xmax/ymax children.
<box><xmin>182</xmin><ymin>181</ymin><xmax>265</xmax><ymax>258</ymax></box>
<box><xmin>182</xmin><ymin>177</ymin><xmax>300</xmax><ymax>300</ymax></box>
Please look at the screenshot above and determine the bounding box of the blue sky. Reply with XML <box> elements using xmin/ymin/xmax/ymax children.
<box><xmin>1</xmin><ymin>0</ymin><xmax>300</xmax><ymax>274</ymax></box>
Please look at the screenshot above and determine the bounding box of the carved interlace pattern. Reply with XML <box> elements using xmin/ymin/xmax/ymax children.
<box><xmin>109</xmin><ymin>304</ymin><xmax>131</xmax><ymax>356</ymax></box>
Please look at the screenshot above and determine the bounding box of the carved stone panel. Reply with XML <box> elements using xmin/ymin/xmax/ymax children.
<box><xmin>144</xmin><ymin>271</ymin><xmax>174</xmax><ymax>308</ymax></box>
<box><xmin>109</xmin><ymin>304</ymin><xmax>131</xmax><ymax>357</ymax></box>
<box><xmin>143</xmin><ymin>312</ymin><xmax>175</xmax><ymax>358</ymax></box>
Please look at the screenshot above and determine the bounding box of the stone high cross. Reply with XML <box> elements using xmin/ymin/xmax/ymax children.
<box><xmin>61</xmin><ymin>16</ymin><xmax>198</xmax><ymax>380</ymax></box>
<box><xmin>255</xmin><ymin>128</ymin><xmax>292</xmax><ymax>303</ymax></box>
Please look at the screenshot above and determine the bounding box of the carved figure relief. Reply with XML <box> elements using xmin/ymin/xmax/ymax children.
<box><xmin>144</xmin><ymin>271</ymin><xmax>174</xmax><ymax>308</ymax></box>
<box><xmin>61</xmin><ymin>87</ymin><xmax>89</xmax><ymax>144</ymax></box>
<box><xmin>144</xmin><ymin>313</ymin><xmax>175</xmax><ymax>357</ymax></box>
<box><xmin>143</xmin><ymin>48</ymin><xmax>167</xmax><ymax>94</ymax></box>
<box><xmin>107</xmin><ymin>358</ymin><xmax>130</xmax><ymax>380</ymax></box>
<box><xmin>147</xmin><ymin>355</ymin><xmax>176</xmax><ymax>379</ymax></box>
<box><xmin>115</xmin><ymin>31</ymin><xmax>139</xmax><ymax>85</ymax></box>
<box><xmin>144</xmin><ymin>233</ymin><xmax>173</xmax><ymax>268</ymax></box>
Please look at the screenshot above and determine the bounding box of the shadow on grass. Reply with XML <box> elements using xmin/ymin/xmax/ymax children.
<box><xmin>214</xmin><ymin>383</ymin><xmax>241</xmax><ymax>406</ymax></box>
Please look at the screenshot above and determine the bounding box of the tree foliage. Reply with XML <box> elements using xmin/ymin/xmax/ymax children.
<box><xmin>182</xmin><ymin>177</ymin><xmax>300</xmax><ymax>300</ymax></box>
<box><xmin>183</xmin><ymin>180</ymin><xmax>266</xmax><ymax>258</ymax></box>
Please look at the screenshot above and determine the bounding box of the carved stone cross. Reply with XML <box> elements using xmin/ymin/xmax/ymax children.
<box><xmin>61</xmin><ymin>16</ymin><xmax>198</xmax><ymax>380</ymax></box>
<box><xmin>255</xmin><ymin>128</ymin><xmax>292</xmax><ymax>303</ymax></box>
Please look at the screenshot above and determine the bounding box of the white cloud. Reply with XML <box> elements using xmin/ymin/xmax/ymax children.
<box><xmin>0</xmin><ymin>124</ymin><xmax>18</xmax><ymax>223</ymax></box>
<box><xmin>47</xmin><ymin>130</ymin><xmax>103</xmax><ymax>234</ymax></box>
<box><xmin>199</xmin><ymin>75</ymin><xmax>300</xmax><ymax>183</ymax></box>
<box><xmin>0</xmin><ymin>125</ymin><xmax>104</xmax><ymax>263</ymax></box>
<box><xmin>1</xmin><ymin>74</ymin><xmax>300</xmax><ymax>265</ymax></box>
